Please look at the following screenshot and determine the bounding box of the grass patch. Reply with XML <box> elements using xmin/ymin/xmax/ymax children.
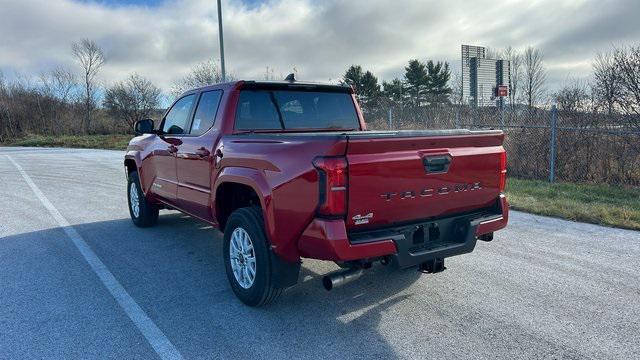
<box><xmin>506</xmin><ymin>178</ymin><xmax>640</xmax><ymax>230</ymax></box>
<box><xmin>1</xmin><ymin>134</ymin><xmax>132</xmax><ymax>150</ymax></box>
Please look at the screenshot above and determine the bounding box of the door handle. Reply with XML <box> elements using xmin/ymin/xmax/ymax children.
<box><xmin>214</xmin><ymin>148</ymin><xmax>223</xmax><ymax>168</ymax></box>
<box><xmin>423</xmin><ymin>155</ymin><xmax>451</xmax><ymax>173</ymax></box>
<box><xmin>195</xmin><ymin>147</ymin><xmax>210</xmax><ymax>158</ymax></box>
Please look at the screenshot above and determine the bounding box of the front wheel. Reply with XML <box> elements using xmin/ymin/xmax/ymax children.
<box><xmin>223</xmin><ymin>207</ymin><xmax>282</xmax><ymax>306</ymax></box>
<box><xmin>127</xmin><ymin>171</ymin><xmax>159</xmax><ymax>227</ymax></box>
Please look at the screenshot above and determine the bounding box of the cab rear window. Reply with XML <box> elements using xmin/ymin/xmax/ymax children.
<box><xmin>235</xmin><ymin>90</ymin><xmax>359</xmax><ymax>130</ymax></box>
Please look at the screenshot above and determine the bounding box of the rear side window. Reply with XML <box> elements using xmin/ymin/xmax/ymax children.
<box><xmin>235</xmin><ymin>91</ymin><xmax>282</xmax><ymax>130</ymax></box>
<box><xmin>234</xmin><ymin>90</ymin><xmax>359</xmax><ymax>130</ymax></box>
<box><xmin>190</xmin><ymin>90</ymin><xmax>222</xmax><ymax>136</ymax></box>
<box><xmin>162</xmin><ymin>94</ymin><xmax>195</xmax><ymax>135</ymax></box>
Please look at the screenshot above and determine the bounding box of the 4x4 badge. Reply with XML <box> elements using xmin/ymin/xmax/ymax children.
<box><xmin>352</xmin><ymin>212</ymin><xmax>374</xmax><ymax>225</ymax></box>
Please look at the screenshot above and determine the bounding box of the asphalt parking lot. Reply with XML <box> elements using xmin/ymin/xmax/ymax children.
<box><xmin>1</xmin><ymin>146</ymin><xmax>639</xmax><ymax>359</ymax></box>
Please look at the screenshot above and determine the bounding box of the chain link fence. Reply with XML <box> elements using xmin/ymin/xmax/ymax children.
<box><xmin>363</xmin><ymin>103</ymin><xmax>640</xmax><ymax>187</ymax></box>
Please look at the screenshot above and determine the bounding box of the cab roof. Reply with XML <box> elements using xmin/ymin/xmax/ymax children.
<box><xmin>182</xmin><ymin>80</ymin><xmax>353</xmax><ymax>96</ymax></box>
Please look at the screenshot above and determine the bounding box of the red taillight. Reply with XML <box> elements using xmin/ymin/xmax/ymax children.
<box><xmin>499</xmin><ymin>151</ymin><xmax>507</xmax><ymax>192</ymax></box>
<box><xmin>313</xmin><ymin>157</ymin><xmax>347</xmax><ymax>217</ymax></box>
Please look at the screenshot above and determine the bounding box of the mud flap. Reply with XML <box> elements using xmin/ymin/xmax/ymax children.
<box><xmin>270</xmin><ymin>250</ymin><xmax>301</xmax><ymax>288</ymax></box>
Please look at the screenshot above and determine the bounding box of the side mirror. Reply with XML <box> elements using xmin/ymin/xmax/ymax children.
<box><xmin>134</xmin><ymin>119</ymin><xmax>155</xmax><ymax>135</ymax></box>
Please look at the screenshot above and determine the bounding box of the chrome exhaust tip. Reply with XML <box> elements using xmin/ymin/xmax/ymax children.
<box><xmin>322</xmin><ymin>268</ymin><xmax>365</xmax><ymax>291</ymax></box>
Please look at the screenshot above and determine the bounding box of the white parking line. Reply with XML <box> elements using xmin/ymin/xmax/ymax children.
<box><xmin>6</xmin><ymin>155</ymin><xmax>184</xmax><ymax>360</ymax></box>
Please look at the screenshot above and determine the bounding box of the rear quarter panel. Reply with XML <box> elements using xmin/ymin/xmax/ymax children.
<box><xmin>214</xmin><ymin>134</ymin><xmax>347</xmax><ymax>262</ymax></box>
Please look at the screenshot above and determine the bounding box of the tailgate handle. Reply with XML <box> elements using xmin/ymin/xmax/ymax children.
<box><xmin>423</xmin><ymin>156</ymin><xmax>451</xmax><ymax>173</ymax></box>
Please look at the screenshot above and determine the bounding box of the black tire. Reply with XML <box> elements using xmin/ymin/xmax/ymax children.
<box><xmin>127</xmin><ymin>171</ymin><xmax>159</xmax><ymax>227</ymax></box>
<box><xmin>223</xmin><ymin>207</ymin><xmax>282</xmax><ymax>306</ymax></box>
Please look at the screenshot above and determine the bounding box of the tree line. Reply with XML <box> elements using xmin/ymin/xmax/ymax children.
<box><xmin>564</xmin><ymin>45</ymin><xmax>640</xmax><ymax>120</ymax></box>
<box><xmin>340</xmin><ymin>59</ymin><xmax>452</xmax><ymax>113</ymax></box>
<box><xmin>482</xmin><ymin>44</ymin><xmax>640</xmax><ymax>122</ymax></box>
<box><xmin>343</xmin><ymin>43</ymin><xmax>640</xmax><ymax>126</ymax></box>
<box><xmin>1</xmin><ymin>39</ymin><xmax>639</xmax><ymax>142</ymax></box>
<box><xmin>0</xmin><ymin>38</ymin><xmax>227</xmax><ymax>141</ymax></box>
<box><xmin>343</xmin><ymin>46</ymin><xmax>550</xmax><ymax>113</ymax></box>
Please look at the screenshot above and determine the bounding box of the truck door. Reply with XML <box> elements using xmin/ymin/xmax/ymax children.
<box><xmin>176</xmin><ymin>90</ymin><xmax>223</xmax><ymax>221</ymax></box>
<box><xmin>152</xmin><ymin>94</ymin><xmax>196</xmax><ymax>203</ymax></box>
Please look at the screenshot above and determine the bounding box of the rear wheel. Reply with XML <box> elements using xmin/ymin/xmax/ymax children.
<box><xmin>127</xmin><ymin>171</ymin><xmax>159</xmax><ymax>227</ymax></box>
<box><xmin>223</xmin><ymin>207</ymin><xmax>282</xmax><ymax>306</ymax></box>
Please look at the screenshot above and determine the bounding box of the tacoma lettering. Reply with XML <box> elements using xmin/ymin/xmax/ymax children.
<box><xmin>381</xmin><ymin>182</ymin><xmax>482</xmax><ymax>201</ymax></box>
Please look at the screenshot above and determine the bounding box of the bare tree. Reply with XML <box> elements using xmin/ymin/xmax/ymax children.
<box><xmin>171</xmin><ymin>59</ymin><xmax>231</xmax><ymax>97</ymax></box>
<box><xmin>612</xmin><ymin>45</ymin><xmax>640</xmax><ymax>118</ymax></box>
<box><xmin>0</xmin><ymin>74</ymin><xmax>50</xmax><ymax>137</ymax></box>
<box><xmin>592</xmin><ymin>51</ymin><xmax>620</xmax><ymax>115</ymax></box>
<box><xmin>522</xmin><ymin>46</ymin><xmax>546</xmax><ymax>108</ymax></box>
<box><xmin>39</xmin><ymin>67</ymin><xmax>77</xmax><ymax>103</ymax></box>
<box><xmin>72</xmin><ymin>39</ymin><xmax>105</xmax><ymax>134</ymax></box>
<box><xmin>0</xmin><ymin>71</ymin><xmax>11</xmax><ymax>141</ymax></box>
<box><xmin>485</xmin><ymin>47</ymin><xmax>502</xmax><ymax>60</ymax></box>
<box><xmin>449</xmin><ymin>69</ymin><xmax>463</xmax><ymax>105</ymax></box>
<box><xmin>504</xmin><ymin>46</ymin><xmax>522</xmax><ymax>108</ymax></box>
<box><xmin>553</xmin><ymin>79</ymin><xmax>591</xmax><ymax>113</ymax></box>
<box><xmin>36</xmin><ymin>67</ymin><xmax>78</xmax><ymax>135</ymax></box>
<box><xmin>103</xmin><ymin>73</ymin><xmax>161</xmax><ymax>129</ymax></box>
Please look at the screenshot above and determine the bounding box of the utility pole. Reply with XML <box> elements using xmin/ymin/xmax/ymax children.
<box><xmin>217</xmin><ymin>0</ymin><xmax>226</xmax><ymax>82</ymax></box>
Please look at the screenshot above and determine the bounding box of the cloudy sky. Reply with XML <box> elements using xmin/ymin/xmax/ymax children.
<box><xmin>1</xmin><ymin>0</ymin><xmax>639</xmax><ymax>95</ymax></box>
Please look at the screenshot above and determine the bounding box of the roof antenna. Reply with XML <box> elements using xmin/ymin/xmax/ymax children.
<box><xmin>284</xmin><ymin>73</ymin><xmax>296</xmax><ymax>82</ymax></box>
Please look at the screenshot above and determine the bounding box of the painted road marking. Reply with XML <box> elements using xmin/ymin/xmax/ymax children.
<box><xmin>6</xmin><ymin>155</ymin><xmax>183</xmax><ymax>360</ymax></box>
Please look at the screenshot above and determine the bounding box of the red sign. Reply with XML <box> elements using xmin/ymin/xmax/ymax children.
<box><xmin>496</xmin><ymin>85</ymin><xmax>508</xmax><ymax>97</ymax></box>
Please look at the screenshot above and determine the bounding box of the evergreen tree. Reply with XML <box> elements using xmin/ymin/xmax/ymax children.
<box><xmin>342</xmin><ymin>65</ymin><xmax>381</xmax><ymax>111</ymax></box>
<box><xmin>383</xmin><ymin>78</ymin><xmax>405</xmax><ymax>106</ymax></box>
<box><xmin>342</xmin><ymin>65</ymin><xmax>364</xmax><ymax>89</ymax></box>
<box><xmin>403</xmin><ymin>59</ymin><xmax>430</xmax><ymax>107</ymax></box>
<box><xmin>360</xmin><ymin>71</ymin><xmax>381</xmax><ymax>101</ymax></box>
<box><xmin>425</xmin><ymin>60</ymin><xmax>452</xmax><ymax>105</ymax></box>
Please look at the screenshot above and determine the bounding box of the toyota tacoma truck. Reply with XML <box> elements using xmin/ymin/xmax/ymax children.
<box><xmin>124</xmin><ymin>77</ymin><xmax>508</xmax><ymax>306</ymax></box>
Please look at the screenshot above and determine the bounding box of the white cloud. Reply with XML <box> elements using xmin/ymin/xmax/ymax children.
<box><xmin>0</xmin><ymin>0</ymin><xmax>638</xmax><ymax>93</ymax></box>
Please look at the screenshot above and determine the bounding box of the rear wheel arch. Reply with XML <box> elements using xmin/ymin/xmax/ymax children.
<box><xmin>215</xmin><ymin>181</ymin><xmax>263</xmax><ymax>231</ymax></box>
<box><xmin>213</xmin><ymin>168</ymin><xmax>274</xmax><ymax>232</ymax></box>
<box><xmin>215</xmin><ymin>167</ymin><xmax>302</xmax><ymax>266</ymax></box>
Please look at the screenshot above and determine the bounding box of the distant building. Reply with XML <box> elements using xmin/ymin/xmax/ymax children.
<box><xmin>461</xmin><ymin>45</ymin><xmax>510</xmax><ymax>107</ymax></box>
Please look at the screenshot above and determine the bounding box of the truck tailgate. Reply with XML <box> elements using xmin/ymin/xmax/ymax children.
<box><xmin>345</xmin><ymin>130</ymin><xmax>505</xmax><ymax>230</ymax></box>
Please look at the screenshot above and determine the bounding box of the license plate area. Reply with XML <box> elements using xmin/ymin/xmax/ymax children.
<box><xmin>347</xmin><ymin>207</ymin><xmax>499</xmax><ymax>268</ymax></box>
<box><xmin>405</xmin><ymin>218</ymin><xmax>469</xmax><ymax>254</ymax></box>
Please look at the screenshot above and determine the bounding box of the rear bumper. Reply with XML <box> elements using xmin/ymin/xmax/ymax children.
<box><xmin>298</xmin><ymin>194</ymin><xmax>508</xmax><ymax>265</ymax></box>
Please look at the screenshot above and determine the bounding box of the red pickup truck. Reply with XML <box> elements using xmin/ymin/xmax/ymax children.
<box><xmin>124</xmin><ymin>79</ymin><xmax>508</xmax><ymax>306</ymax></box>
